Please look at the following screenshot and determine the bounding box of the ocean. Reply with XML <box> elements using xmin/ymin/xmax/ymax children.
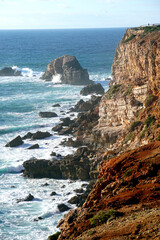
<box><xmin>0</xmin><ymin>28</ymin><xmax>126</xmax><ymax>240</ymax></box>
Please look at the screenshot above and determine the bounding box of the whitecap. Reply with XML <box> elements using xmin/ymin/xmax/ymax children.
<box><xmin>52</xmin><ymin>74</ymin><xmax>62</xmax><ymax>84</ymax></box>
<box><xmin>0</xmin><ymin>164</ymin><xmax>24</xmax><ymax>174</ymax></box>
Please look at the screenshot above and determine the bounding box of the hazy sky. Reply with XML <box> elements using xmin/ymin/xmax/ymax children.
<box><xmin>0</xmin><ymin>0</ymin><xmax>159</xmax><ymax>29</ymax></box>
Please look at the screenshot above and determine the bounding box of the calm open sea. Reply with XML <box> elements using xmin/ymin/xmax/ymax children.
<box><xmin>0</xmin><ymin>28</ymin><xmax>126</xmax><ymax>240</ymax></box>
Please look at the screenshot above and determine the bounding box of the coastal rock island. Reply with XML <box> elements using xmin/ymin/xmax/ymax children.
<box><xmin>41</xmin><ymin>55</ymin><xmax>93</xmax><ymax>85</ymax></box>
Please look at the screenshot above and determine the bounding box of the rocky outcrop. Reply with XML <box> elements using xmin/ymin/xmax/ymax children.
<box><xmin>23</xmin><ymin>147</ymin><xmax>101</xmax><ymax>181</ymax></box>
<box><xmin>80</xmin><ymin>83</ymin><xmax>104</xmax><ymax>96</ymax></box>
<box><xmin>5</xmin><ymin>135</ymin><xmax>24</xmax><ymax>147</ymax></box>
<box><xmin>39</xmin><ymin>112</ymin><xmax>57</xmax><ymax>118</ymax></box>
<box><xmin>57</xmin><ymin>141</ymin><xmax>160</xmax><ymax>239</ymax></box>
<box><xmin>0</xmin><ymin>67</ymin><xmax>21</xmax><ymax>76</ymax></box>
<box><xmin>41</xmin><ymin>55</ymin><xmax>93</xmax><ymax>85</ymax></box>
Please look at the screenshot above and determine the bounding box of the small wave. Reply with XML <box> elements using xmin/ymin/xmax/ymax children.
<box><xmin>52</xmin><ymin>74</ymin><xmax>62</xmax><ymax>84</ymax></box>
<box><xmin>12</xmin><ymin>66</ymin><xmax>43</xmax><ymax>78</ymax></box>
<box><xmin>0</xmin><ymin>124</ymin><xmax>44</xmax><ymax>136</ymax></box>
<box><xmin>0</xmin><ymin>164</ymin><xmax>24</xmax><ymax>174</ymax></box>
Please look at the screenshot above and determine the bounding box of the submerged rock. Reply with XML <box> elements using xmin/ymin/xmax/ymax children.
<box><xmin>41</xmin><ymin>55</ymin><xmax>93</xmax><ymax>85</ymax></box>
<box><xmin>17</xmin><ymin>193</ymin><xmax>34</xmax><ymax>203</ymax></box>
<box><xmin>52</xmin><ymin>103</ymin><xmax>60</xmax><ymax>107</ymax></box>
<box><xmin>80</xmin><ymin>83</ymin><xmax>105</xmax><ymax>96</ymax></box>
<box><xmin>31</xmin><ymin>131</ymin><xmax>52</xmax><ymax>140</ymax></box>
<box><xmin>0</xmin><ymin>67</ymin><xmax>21</xmax><ymax>76</ymax></box>
<box><xmin>39</xmin><ymin>112</ymin><xmax>57</xmax><ymax>118</ymax></box>
<box><xmin>5</xmin><ymin>135</ymin><xmax>23</xmax><ymax>147</ymax></box>
<box><xmin>27</xmin><ymin>144</ymin><xmax>39</xmax><ymax>149</ymax></box>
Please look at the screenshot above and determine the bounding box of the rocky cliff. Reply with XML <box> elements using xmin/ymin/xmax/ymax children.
<box><xmin>41</xmin><ymin>55</ymin><xmax>93</xmax><ymax>85</ymax></box>
<box><xmin>53</xmin><ymin>26</ymin><xmax>160</xmax><ymax>240</ymax></box>
<box><xmin>57</xmin><ymin>142</ymin><xmax>160</xmax><ymax>240</ymax></box>
<box><xmin>91</xmin><ymin>26</ymin><xmax>160</xmax><ymax>153</ymax></box>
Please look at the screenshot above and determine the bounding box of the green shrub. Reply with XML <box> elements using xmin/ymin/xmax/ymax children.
<box><xmin>129</xmin><ymin>121</ymin><xmax>142</xmax><ymax>132</ymax></box>
<box><xmin>48</xmin><ymin>232</ymin><xmax>60</xmax><ymax>240</ymax></box>
<box><xmin>106</xmin><ymin>84</ymin><xmax>121</xmax><ymax>99</ymax></box>
<box><xmin>125</xmin><ymin>132</ymin><xmax>134</xmax><ymax>143</ymax></box>
<box><xmin>145</xmin><ymin>115</ymin><xmax>155</xmax><ymax>128</ymax></box>
<box><xmin>123</xmin><ymin>168</ymin><xmax>132</xmax><ymax>177</ymax></box>
<box><xmin>123</xmin><ymin>34</ymin><xmax>136</xmax><ymax>43</ymax></box>
<box><xmin>90</xmin><ymin>209</ymin><xmax>120</xmax><ymax>227</ymax></box>
<box><xmin>157</xmin><ymin>134</ymin><xmax>160</xmax><ymax>141</ymax></box>
<box><xmin>87</xmin><ymin>230</ymin><xmax>96</xmax><ymax>236</ymax></box>
<box><xmin>124</xmin><ymin>85</ymin><xmax>132</xmax><ymax>96</ymax></box>
<box><xmin>145</xmin><ymin>95</ymin><xmax>157</xmax><ymax>107</ymax></box>
<box><xmin>139</xmin><ymin>127</ymin><xmax>147</xmax><ymax>139</ymax></box>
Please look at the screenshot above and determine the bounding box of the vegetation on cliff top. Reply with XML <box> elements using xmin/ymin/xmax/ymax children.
<box><xmin>133</xmin><ymin>25</ymin><xmax>160</xmax><ymax>33</ymax></box>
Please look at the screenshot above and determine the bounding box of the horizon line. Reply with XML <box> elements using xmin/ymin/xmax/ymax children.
<box><xmin>0</xmin><ymin>26</ymin><xmax>131</xmax><ymax>31</ymax></box>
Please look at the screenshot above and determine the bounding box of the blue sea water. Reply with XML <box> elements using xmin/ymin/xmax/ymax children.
<box><xmin>0</xmin><ymin>28</ymin><xmax>126</xmax><ymax>240</ymax></box>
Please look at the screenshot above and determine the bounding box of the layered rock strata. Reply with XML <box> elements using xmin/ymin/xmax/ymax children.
<box><xmin>91</xmin><ymin>27</ymin><xmax>160</xmax><ymax>152</ymax></box>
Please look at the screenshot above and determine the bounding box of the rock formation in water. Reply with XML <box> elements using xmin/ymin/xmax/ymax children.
<box><xmin>41</xmin><ymin>55</ymin><xmax>93</xmax><ymax>85</ymax></box>
<box><xmin>0</xmin><ymin>67</ymin><xmax>22</xmax><ymax>76</ymax></box>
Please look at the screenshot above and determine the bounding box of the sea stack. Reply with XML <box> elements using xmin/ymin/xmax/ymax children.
<box><xmin>41</xmin><ymin>55</ymin><xmax>93</xmax><ymax>85</ymax></box>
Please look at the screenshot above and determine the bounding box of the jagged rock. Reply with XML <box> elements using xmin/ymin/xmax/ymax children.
<box><xmin>52</xmin><ymin>124</ymin><xmax>63</xmax><ymax>132</ymax></box>
<box><xmin>68</xmin><ymin>196</ymin><xmax>79</xmax><ymax>205</ymax></box>
<box><xmin>60</xmin><ymin>117</ymin><xmax>74</xmax><ymax>126</ymax></box>
<box><xmin>58</xmin><ymin>204</ymin><xmax>70</xmax><ymax>212</ymax></box>
<box><xmin>65</xmin><ymin>138</ymin><xmax>83</xmax><ymax>147</ymax></box>
<box><xmin>0</xmin><ymin>67</ymin><xmax>21</xmax><ymax>76</ymax></box>
<box><xmin>31</xmin><ymin>131</ymin><xmax>52</xmax><ymax>140</ymax></box>
<box><xmin>59</xmin><ymin>126</ymin><xmax>73</xmax><ymax>135</ymax></box>
<box><xmin>41</xmin><ymin>55</ymin><xmax>93</xmax><ymax>85</ymax></box>
<box><xmin>39</xmin><ymin>112</ymin><xmax>57</xmax><ymax>118</ymax></box>
<box><xmin>73</xmin><ymin>99</ymin><xmax>92</xmax><ymax>112</ymax></box>
<box><xmin>27</xmin><ymin>144</ymin><xmax>39</xmax><ymax>149</ymax></box>
<box><xmin>17</xmin><ymin>194</ymin><xmax>34</xmax><ymax>203</ymax></box>
<box><xmin>80</xmin><ymin>83</ymin><xmax>105</xmax><ymax>96</ymax></box>
<box><xmin>22</xmin><ymin>132</ymin><xmax>33</xmax><ymax>140</ymax></box>
<box><xmin>74</xmin><ymin>188</ymin><xmax>84</xmax><ymax>194</ymax></box>
<box><xmin>5</xmin><ymin>135</ymin><xmax>23</xmax><ymax>147</ymax></box>
<box><xmin>50</xmin><ymin>191</ymin><xmax>57</xmax><ymax>196</ymax></box>
<box><xmin>52</xmin><ymin>103</ymin><xmax>60</xmax><ymax>107</ymax></box>
<box><xmin>23</xmin><ymin>147</ymin><xmax>96</xmax><ymax>180</ymax></box>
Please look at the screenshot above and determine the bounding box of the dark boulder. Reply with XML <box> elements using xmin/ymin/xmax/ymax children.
<box><xmin>41</xmin><ymin>55</ymin><xmax>93</xmax><ymax>85</ymax></box>
<box><xmin>5</xmin><ymin>135</ymin><xmax>23</xmax><ymax>147</ymax></box>
<box><xmin>52</xmin><ymin>124</ymin><xmax>63</xmax><ymax>132</ymax></box>
<box><xmin>31</xmin><ymin>131</ymin><xmax>52</xmax><ymax>140</ymax></box>
<box><xmin>58</xmin><ymin>204</ymin><xmax>70</xmax><ymax>212</ymax></box>
<box><xmin>39</xmin><ymin>112</ymin><xmax>57</xmax><ymax>118</ymax></box>
<box><xmin>0</xmin><ymin>67</ymin><xmax>21</xmax><ymax>76</ymax></box>
<box><xmin>22</xmin><ymin>132</ymin><xmax>33</xmax><ymax>140</ymax></box>
<box><xmin>74</xmin><ymin>188</ymin><xmax>84</xmax><ymax>194</ymax></box>
<box><xmin>23</xmin><ymin>159</ymin><xmax>62</xmax><ymax>178</ymax></box>
<box><xmin>52</xmin><ymin>104</ymin><xmax>60</xmax><ymax>107</ymax></box>
<box><xmin>60</xmin><ymin>117</ymin><xmax>74</xmax><ymax>126</ymax></box>
<box><xmin>50</xmin><ymin>191</ymin><xmax>57</xmax><ymax>196</ymax></box>
<box><xmin>68</xmin><ymin>196</ymin><xmax>80</xmax><ymax>205</ymax></box>
<box><xmin>73</xmin><ymin>99</ymin><xmax>92</xmax><ymax>112</ymax></box>
<box><xmin>59</xmin><ymin>126</ymin><xmax>73</xmax><ymax>135</ymax></box>
<box><xmin>27</xmin><ymin>144</ymin><xmax>39</xmax><ymax>149</ymax></box>
<box><xmin>17</xmin><ymin>193</ymin><xmax>34</xmax><ymax>203</ymax></box>
<box><xmin>80</xmin><ymin>83</ymin><xmax>105</xmax><ymax>96</ymax></box>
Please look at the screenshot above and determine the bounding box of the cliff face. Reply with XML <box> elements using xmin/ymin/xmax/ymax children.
<box><xmin>55</xmin><ymin>27</ymin><xmax>160</xmax><ymax>240</ymax></box>
<box><xmin>57</xmin><ymin>142</ymin><xmax>160</xmax><ymax>240</ymax></box>
<box><xmin>111</xmin><ymin>28</ymin><xmax>160</xmax><ymax>94</ymax></box>
<box><xmin>91</xmin><ymin>27</ymin><xmax>160</xmax><ymax>152</ymax></box>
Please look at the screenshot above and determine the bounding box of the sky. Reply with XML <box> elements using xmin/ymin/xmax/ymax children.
<box><xmin>0</xmin><ymin>0</ymin><xmax>159</xmax><ymax>29</ymax></box>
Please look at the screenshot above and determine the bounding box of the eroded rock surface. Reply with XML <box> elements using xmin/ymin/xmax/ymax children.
<box><xmin>41</xmin><ymin>55</ymin><xmax>93</xmax><ymax>85</ymax></box>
